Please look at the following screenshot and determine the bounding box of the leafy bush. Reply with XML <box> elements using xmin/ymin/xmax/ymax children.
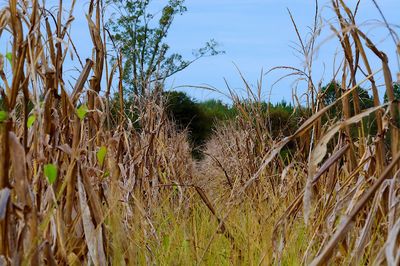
<box><xmin>198</xmin><ymin>99</ymin><xmax>236</xmax><ymax>121</ymax></box>
<box><xmin>165</xmin><ymin>92</ymin><xmax>300</xmax><ymax>153</ymax></box>
<box><xmin>164</xmin><ymin>91</ymin><xmax>212</xmax><ymax>158</ymax></box>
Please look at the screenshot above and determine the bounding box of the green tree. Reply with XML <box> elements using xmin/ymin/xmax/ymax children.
<box><xmin>198</xmin><ymin>99</ymin><xmax>236</xmax><ymax>121</ymax></box>
<box><xmin>384</xmin><ymin>82</ymin><xmax>400</xmax><ymax>102</ymax></box>
<box><xmin>267</xmin><ymin>101</ymin><xmax>297</xmax><ymax>137</ymax></box>
<box><xmin>107</xmin><ymin>0</ymin><xmax>224</xmax><ymax>95</ymax></box>
<box><xmin>384</xmin><ymin>82</ymin><xmax>400</xmax><ymax>127</ymax></box>
<box><xmin>164</xmin><ymin>91</ymin><xmax>213</xmax><ymax>158</ymax></box>
<box><xmin>321</xmin><ymin>82</ymin><xmax>377</xmax><ymax>136</ymax></box>
<box><xmin>321</xmin><ymin>82</ymin><xmax>374</xmax><ymax>117</ymax></box>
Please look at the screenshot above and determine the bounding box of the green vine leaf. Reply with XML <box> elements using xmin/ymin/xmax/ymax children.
<box><xmin>5</xmin><ymin>52</ymin><xmax>12</xmax><ymax>65</ymax></box>
<box><xmin>97</xmin><ymin>146</ymin><xmax>107</xmax><ymax>167</ymax></box>
<box><xmin>77</xmin><ymin>104</ymin><xmax>88</xmax><ymax>120</ymax></box>
<box><xmin>44</xmin><ymin>164</ymin><xmax>58</xmax><ymax>184</ymax></box>
<box><xmin>0</xmin><ymin>111</ymin><xmax>8</xmax><ymax>122</ymax></box>
<box><xmin>27</xmin><ymin>115</ymin><xmax>36</xmax><ymax>128</ymax></box>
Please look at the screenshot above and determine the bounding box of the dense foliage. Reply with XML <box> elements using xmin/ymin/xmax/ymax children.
<box><xmin>163</xmin><ymin>91</ymin><xmax>299</xmax><ymax>156</ymax></box>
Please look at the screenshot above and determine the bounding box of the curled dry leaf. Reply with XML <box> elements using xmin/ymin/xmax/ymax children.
<box><xmin>77</xmin><ymin>170</ymin><xmax>106</xmax><ymax>266</ymax></box>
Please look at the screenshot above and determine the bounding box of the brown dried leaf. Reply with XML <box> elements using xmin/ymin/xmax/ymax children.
<box><xmin>77</xmin><ymin>170</ymin><xmax>106</xmax><ymax>266</ymax></box>
<box><xmin>8</xmin><ymin>132</ymin><xmax>31</xmax><ymax>207</ymax></box>
<box><xmin>310</xmin><ymin>151</ymin><xmax>400</xmax><ymax>266</ymax></box>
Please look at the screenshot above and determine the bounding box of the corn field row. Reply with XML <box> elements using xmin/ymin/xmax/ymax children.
<box><xmin>0</xmin><ymin>0</ymin><xmax>399</xmax><ymax>265</ymax></box>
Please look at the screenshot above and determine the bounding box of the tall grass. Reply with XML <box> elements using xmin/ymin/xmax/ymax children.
<box><xmin>0</xmin><ymin>0</ymin><xmax>399</xmax><ymax>265</ymax></box>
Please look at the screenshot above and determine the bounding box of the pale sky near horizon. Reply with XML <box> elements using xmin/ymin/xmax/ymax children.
<box><xmin>1</xmin><ymin>0</ymin><xmax>399</xmax><ymax>104</ymax></box>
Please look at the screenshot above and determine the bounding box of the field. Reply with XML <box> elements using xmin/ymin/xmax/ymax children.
<box><xmin>0</xmin><ymin>0</ymin><xmax>400</xmax><ymax>265</ymax></box>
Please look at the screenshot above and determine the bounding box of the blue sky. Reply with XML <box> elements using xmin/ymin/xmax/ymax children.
<box><xmin>2</xmin><ymin>0</ymin><xmax>398</xmax><ymax>104</ymax></box>
<box><xmin>161</xmin><ymin>0</ymin><xmax>399</xmax><ymax>103</ymax></box>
